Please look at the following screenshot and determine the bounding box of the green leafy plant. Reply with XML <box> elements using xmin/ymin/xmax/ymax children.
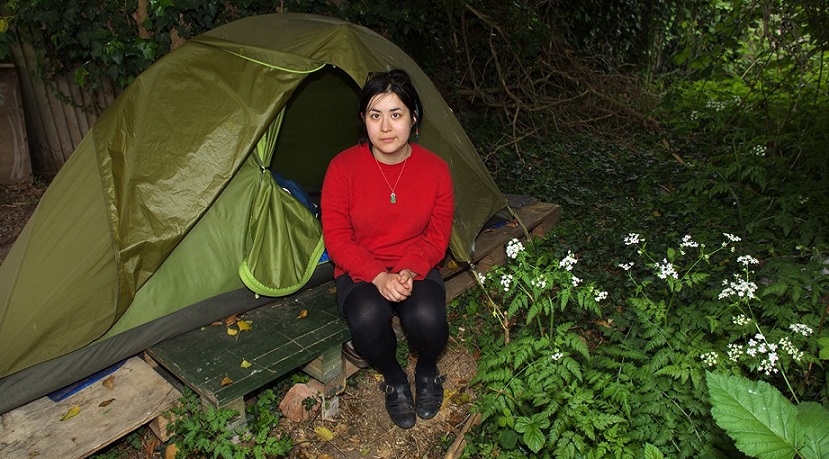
<box><xmin>166</xmin><ymin>388</ymin><xmax>292</xmax><ymax>459</ymax></box>
<box><xmin>460</xmin><ymin>229</ymin><xmax>828</xmax><ymax>458</ymax></box>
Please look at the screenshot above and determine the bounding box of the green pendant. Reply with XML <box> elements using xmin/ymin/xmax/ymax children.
<box><xmin>391</xmin><ymin>192</ymin><xmax>396</xmax><ymax>204</ymax></box>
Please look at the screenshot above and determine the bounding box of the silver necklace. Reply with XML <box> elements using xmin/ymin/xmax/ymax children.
<box><xmin>374</xmin><ymin>150</ymin><xmax>409</xmax><ymax>204</ymax></box>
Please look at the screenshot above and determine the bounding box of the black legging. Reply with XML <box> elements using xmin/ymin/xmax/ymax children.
<box><xmin>338</xmin><ymin>273</ymin><xmax>448</xmax><ymax>386</ymax></box>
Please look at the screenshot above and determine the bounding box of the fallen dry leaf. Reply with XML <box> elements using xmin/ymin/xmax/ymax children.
<box><xmin>101</xmin><ymin>375</ymin><xmax>115</xmax><ymax>389</ymax></box>
<box><xmin>314</xmin><ymin>426</ymin><xmax>335</xmax><ymax>441</ymax></box>
<box><xmin>240</xmin><ymin>359</ymin><xmax>252</xmax><ymax>368</ymax></box>
<box><xmin>224</xmin><ymin>314</ymin><xmax>239</xmax><ymax>326</ymax></box>
<box><xmin>237</xmin><ymin>320</ymin><xmax>251</xmax><ymax>331</ymax></box>
<box><xmin>226</xmin><ymin>327</ymin><xmax>239</xmax><ymax>336</ymax></box>
<box><xmin>60</xmin><ymin>404</ymin><xmax>80</xmax><ymax>421</ymax></box>
<box><xmin>296</xmin><ymin>309</ymin><xmax>308</xmax><ymax>319</ymax></box>
<box><xmin>221</xmin><ymin>375</ymin><xmax>233</xmax><ymax>386</ymax></box>
<box><xmin>98</xmin><ymin>398</ymin><xmax>115</xmax><ymax>407</ymax></box>
<box><xmin>164</xmin><ymin>443</ymin><xmax>179</xmax><ymax>459</ymax></box>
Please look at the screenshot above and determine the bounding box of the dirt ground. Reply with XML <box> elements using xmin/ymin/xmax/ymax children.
<box><xmin>0</xmin><ymin>181</ymin><xmax>47</xmax><ymax>263</ymax></box>
<box><xmin>0</xmin><ymin>181</ymin><xmax>481</xmax><ymax>459</ymax></box>
<box><xmin>284</xmin><ymin>338</ymin><xmax>479</xmax><ymax>459</ymax></box>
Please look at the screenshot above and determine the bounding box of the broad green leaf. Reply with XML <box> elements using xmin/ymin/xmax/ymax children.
<box><xmin>515</xmin><ymin>414</ymin><xmax>549</xmax><ymax>453</ymax></box>
<box><xmin>644</xmin><ymin>443</ymin><xmax>665</xmax><ymax>459</ymax></box>
<box><xmin>706</xmin><ymin>372</ymin><xmax>799</xmax><ymax>459</ymax></box>
<box><xmin>797</xmin><ymin>402</ymin><xmax>829</xmax><ymax>459</ymax></box>
<box><xmin>817</xmin><ymin>337</ymin><xmax>829</xmax><ymax>360</ymax></box>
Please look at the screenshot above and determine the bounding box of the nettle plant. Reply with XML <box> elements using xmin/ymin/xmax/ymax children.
<box><xmin>464</xmin><ymin>234</ymin><xmax>828</xmax><ymax>458</ymax></box>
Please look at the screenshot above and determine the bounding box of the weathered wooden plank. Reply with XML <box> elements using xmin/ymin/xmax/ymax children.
<box><xmin>0</xmin><ymin>357</ymin><xmax>180</xmax><ymax>459</ymax></box>
<box><xmin>146</xmin><ymin>282</ymin><xmax>350</xmax><ymax>410</ymax></box>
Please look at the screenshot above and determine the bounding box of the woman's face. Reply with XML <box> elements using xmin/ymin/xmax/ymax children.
<box><xmin>363</xmin><ymin>92</ymin><xmax>416</xmax><ymax>163</ymax></box>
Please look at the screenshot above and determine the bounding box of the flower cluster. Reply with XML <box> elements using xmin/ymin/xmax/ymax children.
<box><xmin>679</xmin><ymin>234</ymin><xmax>699</xmax><ymax>248</ymax></box>
<box><xmin>745</xmin><ymin>333</ymin><xmax>780</xmax><ymax>375</ymax></box>
<box><xmin>706</xmin><ymin>99</ymin><xmax>728</xmax><ymax>111</ymax></box>
<box><xmin>751</xmin><ymin>145</ymin><xmax>767</xmax><ymax>157</ymax></box>
<box><xmin>789</xmin><ymin>323</ymin><xmax>813</xmax><ymax>337</ymax></box>
<box><xmin>559</xmin><ymin>250</ymin><xmax>578</xmax><ymax>271</ymax></box>
<box><xmin>550</xmin><ymin>351</ymin><xmax>564</xmax><ymax>361</ymax></box>
<box><xmin>700</xmin><ymin>351</ymin><xmax>719</xmax><ymax>367</ymax></box>
<box><xmin>571</xmin><ymin>275</ymin><xmax>582</xmax><ymax>287</ymax></box>
<box><xmin>778</xmin><ymin>337</ymin><xmax>804</xmax><ymax>362</ymax></box>
<box><xmin>506</xmin><ymin>238</ymin><xmax>525</xmax><ymax>259</ymax></box>
<box><xmin>731</xmin><ymin>314</ymin><xmax>752</xmax><ymax>326</ymax></box>
<box><xmin>726</xmin><ymin>343</ymin><xmax>744</xmax><ymax>361</ymax></box>
<box><xmin>722</xmin><ymin>232</ymin><xmax>741</xmax><ymax>243</ymax></box>
<box><xmin>655</xmin><ymin>259</ymin><xmax>679</xmax><ymax>280</ymax></box>
<box><xmin>624</xmin><ymin>233</ymin><xmax>642</xmax><ymax>246</ymax></box>
<box><xmin>718</xmin><ymin>274</ymin><xmax>758</xmax><ymax>300</ymax></box>
<box><xmin>726</xmin><ymin>323</ymin><xmax>812</xmax><ymax>376</ymax></box>
<box><xmin>530</xmin><ymin>276</ymin><xmax>547</xmax><ymax>289</ymax></box>
<box><xmin>617</xmin><ymin>262</ymin><xmax>635</xmax><ymax>271</ymax></box>
<box><xmin>500</xmin><ymin>274</ymin><xmax>514</xmax><ymax>292</ymax></box>
<box><xmin>737</xmin><ymin>255</ymin><xmax>759</xmax><ymax>266</ymax></box>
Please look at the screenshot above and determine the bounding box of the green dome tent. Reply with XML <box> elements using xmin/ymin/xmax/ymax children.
<box><xmin>0</xmin><ymin>13</ymin><xmax>506</xmax><ymax>413</ymax></box>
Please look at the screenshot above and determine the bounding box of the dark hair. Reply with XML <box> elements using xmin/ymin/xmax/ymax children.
<box><xmin>358</xmin><ymin>69</ymin><xmax>422</xmax><ymax>144</ymax></box>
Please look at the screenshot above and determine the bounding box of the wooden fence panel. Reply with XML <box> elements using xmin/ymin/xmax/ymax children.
<box><xmin>10</xmin><ymin>40</ymin><xmax>118</xmax><ymax>176</ymax></box>
<box><xmin>0</xmin><ymin>64</ymin><xmax>32</xmax><ymax>184</ymax></box>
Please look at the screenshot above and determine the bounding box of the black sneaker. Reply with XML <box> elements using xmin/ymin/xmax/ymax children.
<box><xmin>379</xmin><ymin>381</ymin><xmax>416</xmax><ymax>429</ymax></box>
<box><xmin>414</xmin><ymin>374</ymin><xmax>446</xmax><ymax>420</ymax></box>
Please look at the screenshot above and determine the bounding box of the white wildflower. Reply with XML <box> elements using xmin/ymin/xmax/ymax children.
<box><xmin>700</xmin><ymin>351</ymin><xmax>718</xmax><ymax>367</ymax></box>
<box><xmin>500</xmin><ymin>274</ymin><xmax>513</xmax><ymax>292</ymax></box>
<box><xmin>624</xmin><ymin>233</ymin><xmax>642</xmax><ymax>246</ymax></box>
<box><xmin>758</xmin><ymin>356</ymin><xmax>779</xmax><ymax>375</ymax></box>
<box><xmin>680</xmin><ymin>235</ymin><xmax>699</xmax><ymax>248</ymax></box>
<box><xmin>618</xmin><ymin>262</ymin><xmax>635</xmax><ymax>271</ymax></box>
<box><xmin>751</xmin><ymin>145</ymin><xmax>766</xmax><ymax>157</ymax></box>
<box><xmin>718</xmin><ymin>274</ymin><xmax>758</xmax><ymax>300</ymax></box>
<box><xmin>551</xmin><ymin>351</ymin><xmax>564</xmax><ymax>361</ymax></box>
<box><xmin>571</xmin><ymin>275</ymin><xmax>582</xmax><ymax>287</ymax></box>
<box><xmin>732</xmin><ymin>314</ymin><xmax>752</xmax><ymax>326</ymax></box>
<box><xmin>506</xmin><ymin>238</ymin><xmax>525</xmax><ymax>259</ymax></box>
<box><xmin>778</xmin><ymin>337</ymin><xmax>804</xmax><ymax>362</ymax></box>
<box><xmin>737</xmin><ymin>255</ymin><xmax>759</xmax><ymax>266</ymax></box>
<box><xmin>789</xmin><ymin>323</ymin><xmax>813</xmax><ymax>337</ymax></box>
<box><xmin>655</xmin><ymin>259</ymin><xmax>679</xmax><ymax>280</ymax></box>
<box><xmin>594</xmin><ymin>291</ymin><xmax>608</xmax><ymax>302</ymax></box>
<box><xmin>530</xmin><ymin>276</ymin><xmax>547</xmax><ymax>290</ymax></box>
<box><xmin>723</xmin><ymin>233</ymin><xmax>741</xmax><ymax>242</ymax></box>
<box><xmin>559</xmin><ymin>251</ymin><xmax>578</xmax><ymax>271</ymax></box>
<box><xmin>727</xmin><ymin>343</ymin><xmax>744</xmax><ymax>361</ymax></box>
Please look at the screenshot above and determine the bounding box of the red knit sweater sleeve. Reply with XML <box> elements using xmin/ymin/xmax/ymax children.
<box><xmin>321</xmin><ymin>145</ymin><xmax>388</xmax><ymax>282</ymax></box>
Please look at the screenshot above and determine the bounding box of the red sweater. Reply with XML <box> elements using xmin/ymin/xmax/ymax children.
<box><xmin>321</xmin><ymin>143</ymin><xmax>455</xmax><ymax>283</ymax></box>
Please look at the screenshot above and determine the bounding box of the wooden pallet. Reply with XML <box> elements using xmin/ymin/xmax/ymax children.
<box><xmin>0</xmin><ymin>357</ymin><xmax>180</xmax><ymax>459</ymax></box>
<box><xmin>146</xmin><ymin>282</ymin><xmax>349</xmax><ymax>427</ymax></box>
